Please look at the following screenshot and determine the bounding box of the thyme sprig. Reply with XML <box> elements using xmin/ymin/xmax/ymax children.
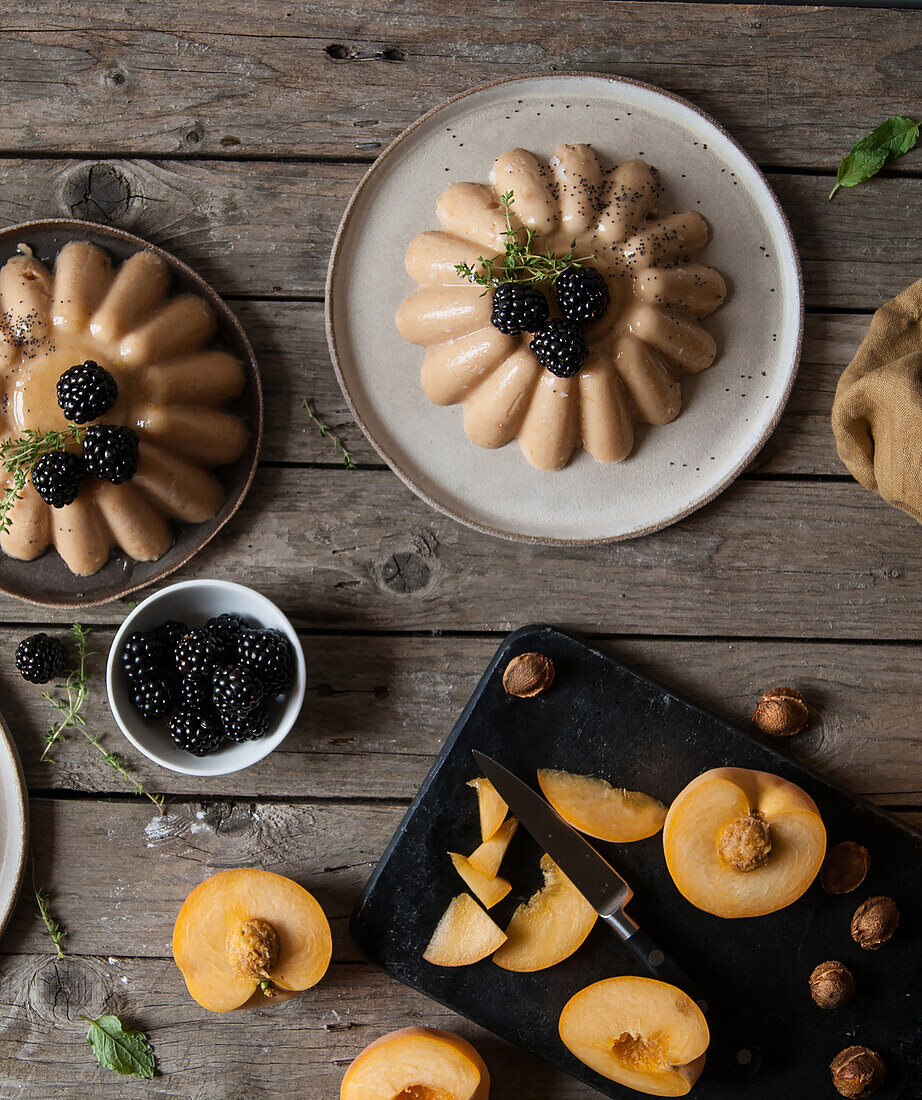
<box><xmin>301</xmin><ymin>400</ymin><xmax>356</xmax><ymax>470</ymax></box>
<box><xmin>40</xmin><ymin>624</ymin><xmax>164</xmax><ymax>813</ymax></box>
<box><xmin>32</xmin><ymin>856</ymin><xmax>66</xmax><ymax>958</ymax></box>
<box><xmin>0</xmin><ymin>425</ymin><xmax>84</xmax><ymax>534</ymax></box>
<box><xmin>455</xmin><ymin>191</ymin><xmax>595</xmax><ymax>293</ymax></box>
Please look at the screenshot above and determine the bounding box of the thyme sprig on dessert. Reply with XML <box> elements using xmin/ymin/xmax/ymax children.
<box><xmin>0</xmin><ymin>425</ymin><xmax>84</xmax><ymax>533</ymax></box>
<box><xmin>38</xmin><ymin>624</ymin><xmax>164</xmax><ymax>813</ymax></box>
<box><xmin>455</xmin><ymin>191</ymin><xmax>595</xmax><ymax>291</ymax></box>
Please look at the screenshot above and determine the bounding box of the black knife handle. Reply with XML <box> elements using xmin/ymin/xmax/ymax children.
<box><xmin>603</xmin><ymin>914</ymin><xmax>762</xmax><ymax>1077</ymax></box>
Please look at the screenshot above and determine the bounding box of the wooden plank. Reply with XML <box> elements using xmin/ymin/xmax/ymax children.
<box><xmin>0</xmin><ymin>956</ymin><xmax>593</xmax><ymax>1098</ymax></box>
<box><xmin>12</xmin><ymin>631</ymin><xmax>922</xmax><ymax>804</ymax></box>
<box><xmin>2</xmin><ymin>471</ymin><xmax>920</xmax><ymax>639</ymax></box>
<box><xmin>236</xmin><ymin>302</ymin><xmax>863</xmax><ymax>475</ymax></box>
<box><xmin>1</xmin><ymin>2</ymin><xmax>920</xmax><ymax>172</ymax></box>
<box><xmin>0</xmin><ymin>156</ymin><xmax>917</xmax><ymax>309</ymax></box>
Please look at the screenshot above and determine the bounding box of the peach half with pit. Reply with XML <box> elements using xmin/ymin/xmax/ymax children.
<box><xmin>340</xmin><ymin>1026</ymin><xmax>490</xmax><ymax>1100</ymax></box>
<box><xmin>663</xmin><ymin>767</ymin><xmax>826</xmax><ymax>918</ymax></box>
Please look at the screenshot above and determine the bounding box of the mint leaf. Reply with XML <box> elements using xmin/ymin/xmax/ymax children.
<box><xmin>830</xmin><ymin>116</ymin><xmax>920</xmax><ymax>199</ymax></box>
<box><xmin>80</xmin><ymin>1015</ymin><xmax>155</xmax><ymax>1079</ymax></box>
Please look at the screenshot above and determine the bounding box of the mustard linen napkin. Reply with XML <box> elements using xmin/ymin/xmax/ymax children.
<box><xmin>832</xmin><ymin>280</ymin><xmax>922</xmax><ymax>524</ymax></box>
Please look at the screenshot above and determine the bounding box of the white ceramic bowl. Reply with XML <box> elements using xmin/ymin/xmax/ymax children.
<box><xmin>107</xmin><ymin>579</ymin><xmax>305</xmax><ymax>776</ymax></box>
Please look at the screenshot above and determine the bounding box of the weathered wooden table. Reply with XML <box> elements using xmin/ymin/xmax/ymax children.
<box><xmin>2</xmin><ymin>2</ymin><xmax>921</xmax><ymax>1095</ymax></box>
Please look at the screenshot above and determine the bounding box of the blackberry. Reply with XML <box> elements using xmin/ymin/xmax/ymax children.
<box><xmin>221</xmin><ymin>704</ymin><xmax>270</xmax><ymax>743</ymax></box>
<box><xmin>130</xmin><ymin>676</ymin><xmax>175</xmax><ymax>721</ymax></box>
<box><xmin>203</xmin><ymin>613</ymin><xmax>248</xmax><ymax>662</ymax></box>
<box><xmin>154</xmin><ymin>620</ymin><xmax>189</xmax><ymax>668</ymax></box>
<box><xmin>490</xmin><ymin>282</ymin><xmax>550</xmax><ymax>336</ymax></box>
<box><xmin>529</xmin><ymin>318</ymin><xmax>589</xmax><ymax>378</ymax></box>
<box><xmin>235</xmin><ymin>629</ymin><xmax>294</xmax><ymax>695</ymax></box>
<box><xmin>178</xmin><ymin>675</ymin><xmax>212</xmax><ymax>713</ymax></box>
<box><xmin>81</xmin><ymin>425</ymin><xmax>139</xmax><ymax>484</ymax></box>
<box><xmin>555</xmin><ymin>266</ymin><xmax>610</xmax><ymax>326</ymax></box>
<box><xmin>56</xmin><ymin>360</ymin><xmax>118</xmax><ymax>424</ymax></box>
<box><xmin>15</xmin><ymin>633</ymin><xmax>67</xmax><ymax>684</ymax></box>
<box><xmin>31</xmin><ymin>451</ymin><xmax>84</xmax><ymax>508</ymax></box>
<box><xmin>169</xmin><ymin>709</ymin><xmax>225</xmax><ymax>756</ymax></box>
<box><xmin>120</xmin><ymin>631</ymin><xmax>166</xmax><ymax>682</ymax></box>
<box><xmin>175</xmin><ymin>629</ymin><xmax>222</xmax><ymax>678</ymax></box>
<box><xmin>212</xmin><ymin>664</ymin><xmax>265</xmax><ymax>716</ymax></box>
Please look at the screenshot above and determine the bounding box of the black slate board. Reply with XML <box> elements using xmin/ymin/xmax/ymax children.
<box><xmin>351</xmin><ymin>625</ymin><xmax>922</xmax><ymax>1098</ymax></box>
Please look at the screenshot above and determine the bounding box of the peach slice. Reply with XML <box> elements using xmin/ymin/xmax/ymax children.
<box><xmin>467</xmin><ymin>777</ymin><xmax>508</xmax><ymax>842</ymax></box>
<box><xmin>537</xmin><ymin>769</ymin><xmax>667</xmax><ymax>843</ymax></box>
<box><xmin>559</xmin><ymin>976</ymin><xmax>709</xmax><ymax>1097</ymax></box>
<box><xmin>424</xmin><ymin>894</ymin><xmax>507</xmax><ymax>966</ymax></box>
<box><xmin>449</xmin><ymin>852</ymin><xmax>511</xmax><ymax>909</ymax></box>
<box><xmin>340</xmin><ymin>1026</ymin><xmax>490</xmax><ymax>1099</ymax></box>
<box><xmin>468</xmin><ymin>816</ymin><xmax>518</xmax><ymax>878</ymax></box>
<box><xmin>663</xmin><ymin>767</ymin><xmax>826</xmax><ymax>919</ymax></box>
<box><xmin>493</xmin><ymin>854</ymin><xmax>596</xmax><ymax>972</ymax></box>
<box><xmin>172</xmin><ymin>868</ymin><xmax>332</xmax><ymax>1012</ymax></box>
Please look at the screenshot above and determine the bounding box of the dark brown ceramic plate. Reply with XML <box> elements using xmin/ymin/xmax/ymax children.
<box><xmin>0</xmin><ymin>219</ymin><xmax>262</xmax><ymax>608</ymax></box>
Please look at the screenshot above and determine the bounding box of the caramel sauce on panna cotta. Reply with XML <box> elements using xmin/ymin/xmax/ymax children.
<box><xmin>0</xmin><ymin>241</ymin><xmax>249</xmax><ymax>575</ymax></box>
<box><xmin>397</xmin><ymin>143</ymin><xmax>727</xmax><ymax>471</ymax></box>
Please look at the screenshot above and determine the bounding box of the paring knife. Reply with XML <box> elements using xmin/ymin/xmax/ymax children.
<box><xmin>472</xmin><ymin>750</ymin><xmax>761</xmax><ymax>1076</ymax></box>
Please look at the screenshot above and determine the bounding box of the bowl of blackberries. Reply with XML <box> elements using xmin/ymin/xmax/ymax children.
<box><xmin>107</xmin><ymin>579</ymin><xmax>306</xmax><ymax>775</ymax></box>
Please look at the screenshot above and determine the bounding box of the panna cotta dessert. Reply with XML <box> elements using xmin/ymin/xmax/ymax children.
<box><xmin>396</xmin><ymin>143</ymin><xmax>727</xmax><ymax>470</ymax></box>
<box><xmin>0</xmin><ymin>241</ymin><xmax>248</xmax><ymax>575</ymax></box>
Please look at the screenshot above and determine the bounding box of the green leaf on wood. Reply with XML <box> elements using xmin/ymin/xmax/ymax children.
<box><xmin>830</xmin><ymin>116</ymin><xmax>920</xmax><ymax>199</ymax></box>
<box><xmin>80</xmin><ymin>1014</ymin><xmax>155</xmax><ymax>1079</ymax></box>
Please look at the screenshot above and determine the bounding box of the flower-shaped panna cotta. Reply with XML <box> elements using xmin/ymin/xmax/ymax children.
<box><xmin>0</xmin><ymin>241</ymin><xmax>248</xmax><ymax>575</ymax></box>
<box><xmin>397</xmin><ymin>144</ymin><xmax>727</xmax><ymax>470</ymax></box>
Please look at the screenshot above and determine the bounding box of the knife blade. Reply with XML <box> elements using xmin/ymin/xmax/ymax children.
<box><xmin>472</xmin><ymin>750</ymin><xmax>635</xmax><ymax>925</ymax></box>
<box><xmin>472</xmin><ymin>750</ymin><xmax>762</xmax><ymax>1075</ymax></box>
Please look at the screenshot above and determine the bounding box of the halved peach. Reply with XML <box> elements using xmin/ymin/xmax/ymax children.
<box><xmin>468</xmin><ymin>777</ymin><xmax>508</xmax><ymax>841</ymax></box>
<box><xmin>468</xmin><ymin>816</ymin><xmax>518</xmax><ymax>878</ymax></box>
<box><xmin>538</xmin><ymin>769</ymin><xmax>667</xmax><ymax>843</ymax></box>
<box><xmin>340</xmin><ymin>1026</ymin><xmax>490</xmax><ymax>1099</ymax></box>
<box><xmin>424</xmin><ymin>894</ymin><xmax>507</xmax><ymax>966</ymax></box>
<box><xmin>449</xmin><ymin>852</ymin><xmax>511</xmax><ymax>909</ymax></box>
<box><xmin>172</xmin><ymin>868</ymin><xmax>332</xmax><ymax>1012</ymax></box>
<box><xmin>663</xmin><ymin>767</ymin><xmax>826</xmax><ymax>918</ymax></box>
<box><xmin>559</xmin><ymin>976</ymin><xmax>709</xmax><ymax>1097</ymax></box>
<box><xmin>493</xmin><ymin>854</ymin><xmax>596</xmax><ymax>972</ymax></box>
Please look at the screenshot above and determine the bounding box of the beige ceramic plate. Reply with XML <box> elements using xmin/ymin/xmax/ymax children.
<box><xmin>0</xmin><ymin>220</ymin><xmax>263</xmax><ymax>606</ymax></box>
<box><xmin>327</xmin><ymin>73</ymin><xmax>802</xmax><ymax>543</ymax></box>
<box><xmin>0</xmin><ymin>713</ymin><xmax>27</xmax><ymax>943</ymax></box>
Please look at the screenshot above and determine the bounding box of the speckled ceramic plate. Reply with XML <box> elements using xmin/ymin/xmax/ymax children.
<box><xmin>0</xmin><ymin>713</ymin><xmax>27</xmax><ymax>944</ymax></box>
<box><xmin>0</xmin><ymin>220</ymin><xmax>262</xmax><ymax>606</ymax></box>
<box><xmin>327</xmin><ymin>73</ymin><xmax>802</xmax><ymax>543</ymax></box>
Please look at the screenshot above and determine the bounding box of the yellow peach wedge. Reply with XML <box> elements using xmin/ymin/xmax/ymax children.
<box><xmin>172</xmin><ymin>868</ymin><xmax>332</xmax><ymax>1012</ymax></box>
<box><xmin>424</xmin><ymin>894</ymin><xmax>507</xmax><ymax>966</ymax></box>
<box><xmin>467</xmin><ymin>816</ymin><xmax>518</xmax><ymax>878</ymax></box>
<box><xmin>493</xmin><ymin>854</ymin><xmax>596</xmax><ymax>972</ymax></box>
<box><xmin>663</xmin><ymin>767</ymin><xmax>826</xmax><ymax>918</ymax></box>
<box><xmin>559</xmin><ymin>976</ymin><xmax>709</xmax><ymax>1097</ymax></box>
<box><xmin>467</xmin><ymin>776</ymin><xmax>508</xmax><ymax>841</ymax></box>
<box><xmin>340</xmin><ymin>1026</ymin><xmax>490</xmax><ymax>1100</ymax></box>
<box><xmin>537</xmin><ymin>769</ymin><xmax>667</xmax><ymax>843</ymax></box>
<box><xmin>449</xmin><ymin>852</ymin><xmax>511</xmax><ymax>909</ymax></box>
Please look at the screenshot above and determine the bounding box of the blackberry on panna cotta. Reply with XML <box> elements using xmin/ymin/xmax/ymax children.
<box><xmin>555</xmin><ymin>266</ymin><xmax>610</xmax><ymax>326</ymax></box>
<box><xmin>15</xmin><ymin>633</ymin><xmax>67</xmax><ymax>684</ymax></box>
<box><xmin>81</xmin><ymin>425</ymin><xmax>140</xmax><ymax>484</ymax></box>
<box><xmin>56</xmin><ymin>360</ymin><xmax>118</xmax><ymax>424</ymax></box>
<box><xmin>490</xmin><ymin>282</ymin><xmax>550</xmax><ymax>336</ymax></box>
<box><xmin>530</xmin><ymin>318</ymin><xmax>590</xmax><ymax>378</ymax></box>
<box><xmin>31</xmin><ymin>451</ymin><xmax>84</xmax><ymax>508</ymax></box>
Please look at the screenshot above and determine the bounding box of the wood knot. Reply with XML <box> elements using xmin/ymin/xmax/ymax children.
<box><xmin>28</xmin><ymin>955</ymin><xmax>110</xmax><ymax>1026</ymax></box>
<box><xmin>325</xmin><ymin>43</ymin><xmax>406</xmax><ymax>62</ymax></box>
<box><xmin>198</xmin><ymin>801</ymin><xmax>256</xmax><ymax>836</ymax></box>
<box><xmin>61</xmin><ymin>162</ymin><xmax>135</xmax><ymax>225</ymax></box>
<box><xmin>379</xmin><ymin>551</ymin><xmax>430</xmax><ymax>594</ymax></box>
